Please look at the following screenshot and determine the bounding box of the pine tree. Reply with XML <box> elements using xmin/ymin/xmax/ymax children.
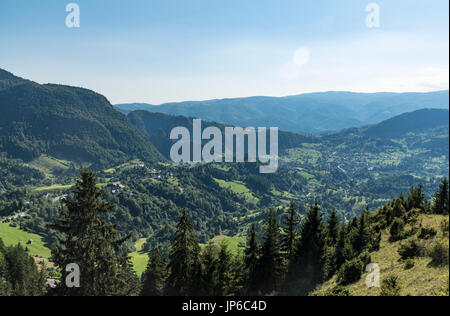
<box><xmin>3</xmin><ymin>243</ymin><xmax>46</xmax><ymax>296</ymax></box>
<box><xmin>215</xmin><ymin>243</ymin><xmax>233</xmax><ymax>296</ymax></box>
<box><xmin>141</xmin><ymin>246</ymin><xmax>165</xmax><ymax>296</ymax></box>
<box><xmin>256</xmin><ymin>209</ymin><xmax>283</xmax><ymax>295</ymax></box>
<box><xmin>433</xmin><ymin>178</ymin><xmax>449</xmax><ymax>214</ymax></box>
<box><xmin>48</xmin><ymin>170</ymin><xmax>136</xmax><ymax>296</ymax></box>
<box><xmin>352</xmin><ymin>211</ymin><xmax>371</xmax><ymax>253</ymax></box>
<box><xmin>326</xmin><ymin>209</ymin><xmax>340</xmax><ymax>246</ymax></box>
<box><xmin>165</xmin><ymin>208</ymin><xmax>201</xmax><ymax>296</ymax></box>
<box><xmin>335</xmin><ymin>227</ymin><xmax>353</xmax><ymax>270</ymax></box>
<box><xmin>200</xmin><ymin>242</ymin><xmax>218</xmax><ymax>296</ymax></box>
<box><xmin>244</xmin><ymin>224</ymin><xmax>260</xmax><ymax>295</ymax></box>
<box><xmin>407</xmin><ymin>185</ymin><xmax>427</xmax><ymax>211</ymax></box>
<box><xmin>115</xmin><ymin>254</ymin><xmax>142</xmax><ymax>296</ymax></box>
<box><xmin>392</xmin><ymin>197</ymin><xmax>406</xmax><ymax>219</ymax></box>
<box><xmin>282</xmin><ymin>202</ymin><xmax>300</xmax><ymax>261</ymax></box>
<box><xmin>230</xmin><ymin>253</ymin><xmax>245</xmax><ymax>295</ymax></box>
<box><xmin>0</xmin><ymin>244</ymin><xmax>11</xmax><ymax>296</ymax></box>
<box><xmin>291</xmin><ymin>203</ymin><xmax>327</xmax><ymax>295</ymax></box>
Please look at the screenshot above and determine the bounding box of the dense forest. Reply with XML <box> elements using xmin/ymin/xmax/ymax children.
<box><xmin>1</xmin><ymin>171</ymin><xmax>448</xmax><ymax>296</ymax></box>
<box><xmin>0</xmin><ymin>69</ymin><xmax>163</xmax><ymax>167</ymax></box>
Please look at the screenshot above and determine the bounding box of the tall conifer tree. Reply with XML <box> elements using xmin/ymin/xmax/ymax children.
<box><xmin>433</xmin><ymin>178</ymin><xmax>449</xmax><ymax>214</ymax></box>
<box><xmin>165</xmin><ymin>208</ymin><xmax>200</xmax><ymax>296</ymax></box>
<box><xmin>257</xmin><ymin>209</ymin><xmax>283</xmax><ymax>295</ymax></box>
<box><xmin>49</xmin><ymin>170</ymin><xmax>136</xmax><ymax>296</ymax></box>
<box><xmin>282</xmin><ymin>202</ymin><xmax>300</xmax><ymax>261</ymax></box>
<box><xmin>215</xmin><ymin>243</ymin><xmax>233</xmax><ymax>296</ymax></box>
<box><xmin>291</xmin><ymin>203</ymin><xmax>326</xmax><ymax>295</ymax></box>
<box><xmin>244</xmin><ymin>224</ymin><xmax>260</xmax><ymax>295</ymax></box>
<box><xmin>141</xmin><ymin>246</ymin><xmax>165</xmax><ymax>296</ymax></box>
<box><xmin>326</xmin><ymin>209</ymin><xmax>340</xmax><ymax>246</ymax></box>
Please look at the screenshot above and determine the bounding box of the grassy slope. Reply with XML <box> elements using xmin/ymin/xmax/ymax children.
<box><xmin>0</xmin><ymin>223</ymin><xmax>51</xmax><ymax>258</ymax></box>
<box><xmin>0</xmin><ymin>224</ymin><xmax>151</xmax><ymax>276</ymax></box>
<box><xmin>201</xmin><ymin>235</ymin><xmax>246</xmax><ymax>255</ymax></box>
<box><xmin>316</xmin><ymin>214</ymin><xmax>449</xmax><ymax>296</ymax></box>
<box><xmin>214</xmin><ymin>178</ymin><xmax>259</xmax><ymax>204</ymax></box>
<box><xmin>26</xmin><ymin>155</ymin><xmax>71</xmax><ymax>178</ymax></box>
<box><xmin>33</xmin><ymin>182</ymin><xmax>108</xmax><ymax>192</ymax></box>
<box><xmin>130</xmin><ymin>238</ymin><xmax>149</xmax><ymax>277</ymax></box>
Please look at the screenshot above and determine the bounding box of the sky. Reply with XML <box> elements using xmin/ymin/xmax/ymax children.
<box><xmin>0</xmin><ymin>0</ymin><xmax>448</xmax><ymax>104</ymax></box>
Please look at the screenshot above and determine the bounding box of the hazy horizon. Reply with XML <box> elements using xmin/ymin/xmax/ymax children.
<box><xmin>1</xmin><ymin>0</ymin><xmax>448</xmax><ymax>104</ymax></box>
<box><xmin>114</xmin><ymin>89</ymin><xmax>450</xmax><ymax>106</ymax></box>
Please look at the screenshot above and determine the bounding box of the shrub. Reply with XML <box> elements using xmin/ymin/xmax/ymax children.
<box><xmin>380</xmin><ymin>276</ymin><xmax>402</xmax><ymax>296</ymax></box>
<box><xmin>406</xmin><ymin>208</ymin><xmax>421</xmax><ymax>225</ymax></box>
<box><xmin>418</xmin><ymin>227</ymin><xmax>437</xmax><ymax>240</ymax></box>
<box><xmin>389</xmin><ymin>218</ymin><xmax>405</xmax><ymax>242</ymax></box>
<box><xmin>359</xmin><ymin>251</ymin><xmax>372</xmax><ymax>267</ymax></box>
<box><xmin>428</xmin><ymin>241</ymin><xmax>449</xmax><ymax>266</ymax></box>
<box><xmin>404</xmin><ymin>259</ymin><xmax>415</xmax><ymax>270</ymax></box>
<box><xmin>337</xmin><ymin>258</ymin><xmax>364</xmax><ymax>285</ymax></box>
<box><xmin>441</xmin><ymin>218</ymin><xmax>449</xmax><ymax>233</ymax></box>
<box><xmin>398</xmin><ymin>239</ymin><xmax>426</xmax><ymax>260</ymax></box>
<box><xmin>323</xmin><ymin>286</ymin><xmax>351</xmax><ymax>297</ymax></box>
<box><xmin>369</xmin><ymin>232</ymin><xmax>382</xmax><ymax>252</ymax></box>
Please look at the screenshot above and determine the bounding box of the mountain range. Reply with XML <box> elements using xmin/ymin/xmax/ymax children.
<box><xmin>116</xmin><ymin>90</ymin><xmax>449</xmax><ymax>134</ymax></box>
<box><xmin>1</xmin><ymin>67</ymin><xmax>448</xmax><ymax>170</ymax></box>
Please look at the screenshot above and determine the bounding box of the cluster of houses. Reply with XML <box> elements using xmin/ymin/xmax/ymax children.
<box><xmin>106</xmin><ymin>182</ymin><xmax>126</xmax><ymax>195</ymax></box>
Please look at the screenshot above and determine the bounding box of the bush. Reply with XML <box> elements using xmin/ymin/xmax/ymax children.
<box><xmin>337</xmin><ymin>258</ymin><xmax>364</xmax><ymax>285</ymax></box>
<box><xmin>428</xmin><ymin>241</ymin><xmax>449</xmax><ymax>266</ymax></box>
<box><xmin>398</xmin><ymin>239</ymin><xmax>426</xmax><ymax>260</ymax></box>
<box><xmin>369</xmin><ymin>232</ymin><xmax>382</xmax><ymax>252</ymax></box>
<box><xmin>389</xmin><ymin>218</ymin><xmax>406</xmax><ymax>242</ymax></box>
<box><xmin>404</xmin><ymin>259</ymin><xmax>415</xmax><ymax>270</ymax></box>
<box><xmin>323</xmin><ymin>286</ymin><xmax>351</xmax><ymax>297</ymax></box>
<box><xmin>359</xmin><ymin>251</ymin><xmax>372</xmax><ymax>267</ymax></box>
<box><xmin>406</xmin><ymin>208</ymin><xmax>421</xmax><ymax>225</ymax></box>
<box><xmin>441</xmin><ymin>218</ymin><xmax>449</xmax><ymax>233</ymax></box>
<box><xmin>380</xmin><ymin>276</ymin><xmax>402</xmax><ymax>296</ymax></box>
<box><xmin>418</xmin><ymin>227</ymin><xmax>437</xmax><ymax>240</ymax></box>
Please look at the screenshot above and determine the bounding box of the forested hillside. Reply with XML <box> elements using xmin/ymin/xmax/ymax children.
<box><xmin>0</xmin><ymin>69</ymin><xmax>163</xmax><ymax>168</ymax></box>
<box><xmin>127</xmin><ymin>110</ymin><xmax>308</xmax><ymax>158</ymax></box>
<box><xmin>1</xmin><ymin>171</ymin><xmax>448</xmax><ymax>296</ymax></box>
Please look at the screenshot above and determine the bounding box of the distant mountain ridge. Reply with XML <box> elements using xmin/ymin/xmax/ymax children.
<box><xmin>0</xmin><ymin>69</ymin><xmax>163</xmax><ymax>167</ymax></box>
<box><xmin>127</xmin><ymin>108</ymin><xmax>449</xmax><ymax>159</ymax></box>
<box><xmin>364</xmin><ymin>108</ymin><xmax>450</xmax><ymax>139</ymax></box>
<box><xmin>116</xmin><ymin>90</ymin><xmax>449</xmax><ymax>134</ymax></box>
<box><xmin>127</xmin><ymin>111</ymin><xmax>308</xmax><ymax>159</ymax></box>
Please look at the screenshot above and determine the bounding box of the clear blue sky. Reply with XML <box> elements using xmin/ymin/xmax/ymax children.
<box><xmin>0</xmin><ymin>0</ymin><xmax>448</xmax><ymax>104</ymax></box>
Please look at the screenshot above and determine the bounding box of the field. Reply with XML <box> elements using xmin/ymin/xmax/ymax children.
<box><xmin>201</xmin><ymin>235</ymin><xmax>247</xmax><ymax>255</ymax></box>
<box><xmin>0</xmin><ymin>224</ymin><xmax>151</xmax><ymax>276</ymax></box>
<box><xmin>26</xmin><ymin>155</ymin><xmax>71</xmax><ymax>178</ymax></box>
<box><xmin>214</xmin><ymin>179</ymin><xmax>259</xmax><ymax>204</ymax></box>
<box><xmin>33</xmin><ymin>182</ymin><xmax>108</xmax><ymax>192</ymax></box>
<box><xmin>33</xmin><ymin>184</ymin><xmax>74</xmax><ymax>192</ymax></box>
<box><xmin>129</xmin><ymin>238</ymin><xmax>149</xmax><ymax>276</ymax></box>
<box><xmin>0</xmin><ymin>223</ymin><xmax>51</xmax><ymax>258</ymax></box>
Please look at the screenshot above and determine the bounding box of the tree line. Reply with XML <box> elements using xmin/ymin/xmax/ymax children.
<box><xmin>1</xmin><ymin>171</ymin><xmax>448</xmax><ymax>296</ymax></box>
